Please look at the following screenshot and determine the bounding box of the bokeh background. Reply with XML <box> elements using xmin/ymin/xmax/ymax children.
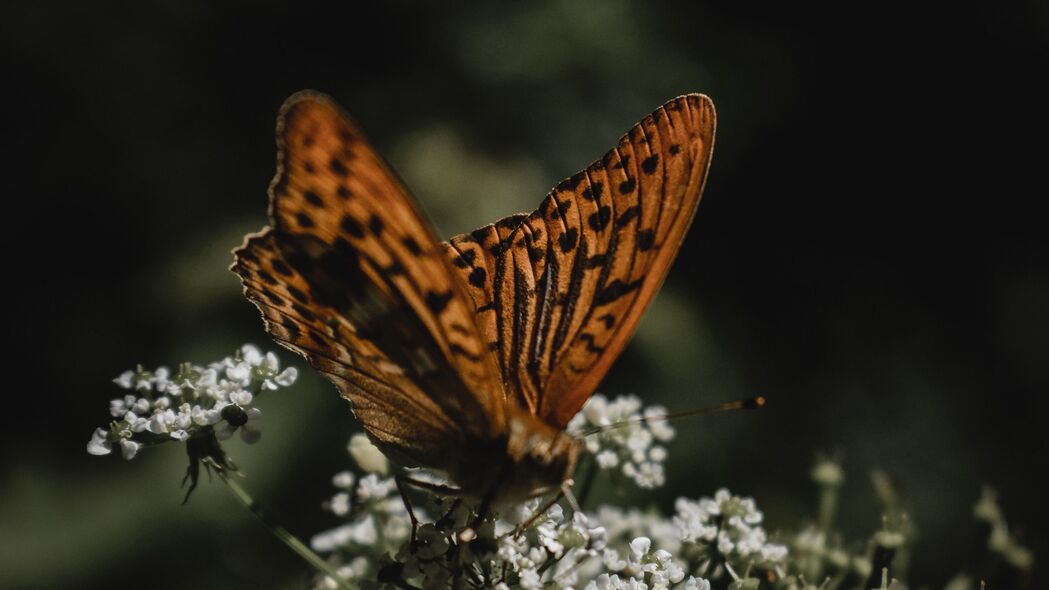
<box><xmin>4</xmin><ymin>1</ymin><xmax>1047</xmax><ymax>588</ymax></box>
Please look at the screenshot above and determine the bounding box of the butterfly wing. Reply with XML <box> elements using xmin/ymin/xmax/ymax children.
<box><xmin>232</xmin><ymin>92</ymin><xmax>507</xmax><ymax>467</ymax></box>
<box><xmin>444</xmin><ymin>94</ymin><xmax>716</xmax><ymax>428</ymax></box>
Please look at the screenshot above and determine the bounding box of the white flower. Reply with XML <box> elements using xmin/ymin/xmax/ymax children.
<box><xmin>109</xmin><ymin>395</ymin><xmax>136</xmax><ymax>418</ymax></box>
<box><xmin>229</xmin><ymin>389</ymin><xmax>254</xmax><ymax>406</ymax></box>
<box><xmin>112</xmin><ymin>371</ymin><xmax>135</xmax><ymax>389</ymax></box>
<box><xmin>119</xmin><ymin>438</ymin><xmax>141</xmax><ymax>460</ymax></box>
<box><xmin>268</xmin><ymin>367</ymin><xmax>298</xmax><ymax>389</ymax></box>
<box><xmin>329</xmin><ymin>492</ymin><xmax>351</xmax><ymax>516</ymax></box>
<box><xmin>675</xmin><ymin>488</ymin><xmax>788</xmax><ymax>567</ymax></box>
<box><xmin>629</xmin><ymin>536</ymin><xmax>651</xmax><ymax>557</ymax></box>
<box><xmin>356</xmin><ymin>474</ymin><xmax>394</xmax><ymax>501</ymax></box>
<box><xmin>132</xmin><ymin>397</ymin><xmax>151</xmax><ymax>414</ymax></box>
<box><xmin>124</xmin><ymin>411</ymin><xmax>149</xmax><ymax>433</ymax></box>
<box><xmin>226</xmin><ymin>361</ymin><xmax>252</xmax><ymax>387</ymax></box>
<box><xmin>683</xmin><ymin>577</ymin><xmax>711</xmax><ymax>590</ymax></box>
<box><xmin>87</xmin><ymin>428</ymin><xmax>112</xmax><ymax>455</ymax></box>
<box><xmin>596</xmin><ymin>450</ymin><xmax>619</xmax><ymax>468</ymax></box>
<box><xmin>332</xmin><ymin>471</ymin><xmax>356</xmax><ymax>490</ymax></box>
<box><xmin>241</xmin><ymin>344</ymin><xmax>264</xmax><ymax>366</ymax></box>
<box><xmin>348</xmin><ymin>434</ymin><xmax>389</xmax><ymax>475</ymax></box>
<box><xmin>191</xmin><ymin>405</ymin><xmax>221</xmax><ymax>426</ymax></box>
<box><xmin>570</xmin><ymin>394</ymin><xmax>675</xmax><ymax>490</ymax></box>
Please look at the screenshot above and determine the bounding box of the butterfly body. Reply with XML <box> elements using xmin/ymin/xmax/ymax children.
<box><xmin>232</xmin><ymin>91</ymin><xmax>715</xmax><ymax>501</ymax></box>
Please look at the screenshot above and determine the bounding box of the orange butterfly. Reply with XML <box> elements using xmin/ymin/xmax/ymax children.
<box><xmin>231</xmin><ymin>91</ymin><xmax>716</xmax><ymax>505</ymax></box>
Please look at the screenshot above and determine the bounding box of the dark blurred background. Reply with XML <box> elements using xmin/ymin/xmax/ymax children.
<box><xmin>3</xmin><ymin>1</ymin><xmax>1047</xmax><ymax>588</ymax></box>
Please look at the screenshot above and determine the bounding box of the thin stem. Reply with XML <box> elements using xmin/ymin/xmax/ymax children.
<box><xmin>215</xmin><ymin>466</ymin><xmax>352</xmax><ymax>590</ymax></box>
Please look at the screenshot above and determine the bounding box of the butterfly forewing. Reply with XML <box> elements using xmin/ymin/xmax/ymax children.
<box><xmin>232</xmin><ymin>92</ymin><xmax>508</xmax><ymax>462</ymax></box>
<box><xmin>444</xmin><ymin>94</ymin><xmax>716</xmax><ymax>428</ymax></box>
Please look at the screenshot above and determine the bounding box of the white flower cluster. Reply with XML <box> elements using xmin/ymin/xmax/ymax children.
<box><xmin>86</xmin><ymin>344</ymin><xmax>297</xmax><ymax>459</ymax></box>
<box><xmin>491</xmin><ymin>502</ymin><xmax>607</xmax><ymax>589</ymax></box>
<box><xmin>307</xmin><ymin>397</ymin><xmax>788</xmax><ymax>589</ymax></box>
<box><xmin>675</xmin><ymin>488</ymin><xmax>788</xmax><ymax>568</ymax></box>
<box><xmin>311</xmin><ymin>435</ymin><xmax>412</xmax><ymax>560</ymax></box>
<box><xmin>567</xmin><ymin>394</ymin><xmax>675</xmax><ymax>489</ymax></box>
<box><xmin>583</xmin><ymin>536</ymin><xmax>696</xmax><ymax>590</ymax></box>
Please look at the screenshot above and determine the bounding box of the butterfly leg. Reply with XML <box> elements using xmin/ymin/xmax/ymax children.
<box><xmin>395</xmin><ymin>474</ymin><xmax>466</xmax><ymax>544</ymax></box>
<box><xmin>513</xmin><ymin>478</ymin><xmax>577</xmax><ymax>539</ymax></box>
<box><xmin>450</xmin><ymin>488</ymin><xmax>495</xmax><ymax>588</ymax></box>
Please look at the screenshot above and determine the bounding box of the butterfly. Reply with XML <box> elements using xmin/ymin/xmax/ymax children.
<box><xmin>231</xmin><ymin>91</ymin><xmax>716</xmax><ymax>505</ymax></box>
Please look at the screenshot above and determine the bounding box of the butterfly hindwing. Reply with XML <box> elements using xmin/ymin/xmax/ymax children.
<box><xmin>445</xmin><ymin>94</ymin><xmax>716</xmax><ymax>428</ymax></box>
<box><xmin>232</xmin><ymin>92</ymin><xmax>508</xmax><ymax>462</ymax></box>
<box><xmin>232</xmin><ymin>230</ymin><xmax>464</xmax><ymax>465</ymax></box>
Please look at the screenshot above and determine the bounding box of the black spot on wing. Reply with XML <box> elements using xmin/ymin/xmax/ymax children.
<box><xmin>341</xmin><ymin>215</ymin><xmax>365</xmax><ymax>238</ymax></box>
<box><xmin>641</xmin><ymin>155</ymin><xmax>659</xmax><ymax>174</ymax></box>
<box><xmin>425</xmin><ymin>290</ymin><xmax>453</xmax><ymax>314</ymax></box>
<box><xmin>453</xmin><ymin>249</ymin><xmax>478</xmax><ymax>268</ymax></box>
<box><xmin>581</xmin><ymin>182</ymin><xmax>603</xmax><ymax>201</ymax></box>
<box><xmin>304</xmin><ymin>190</ymin><xmax>325</xmax><ymax>208</ymax></box>
<box><xmin>402</xmin><ymin>236</ymin><xmax>423</xmax><ymax>255</ymax></box>
<box><xmin>595</xmin><ymin>279</ymin><xmax>643</xmax><ymax>306</ymax></box>
<box><xmin>558</xmin><ymin>227</ymin><xmax>579</xmax><ymax>252</ymax></box>
<box><xmin>637</xmin><ymin>229</ymin><xmax>655</xmax><ymax>251</ymax></box>
<box><xmin>578</xmin><ymin>333</ymin><xmax>605</xmax><ymax>354</ymax></box>
<box><xmin>283</xmin><ymin>318</ymin><xmax>301</xmax><ymax>339</ymax></box>
<box><xmin>272</xmin><ymin>259</ymin><xmax>293</xmax><ymax>276</ymax></box>
<box><xmin>296</xmin><ymin>212</ymin><xmax>315</xmax><ymax>228</ymax></box>
<box><xmin>288</xmin><ymin>285</ymin><xmax>309</xmax><ymax>303</ymax></box>
<box><xmin>588</xmin><ymin>207</ymin><xmax>612</xmax><ymax>232</ymax></box>
<box><xmin>368</xmin><ymin>215</ymin><xmax>385</xmax><ymax>236</ymax></box>
<box><xmin>586</xmin><ymin>253</ymin><xmax>607</xmax><ymax>269</ymax></box>
<box><xmin>617</xmin><ymin>206</ymin><xmax>641</xmax><ymax>227</ymax></box>
<box><xmin>292</xmin><ymin>302</ymin><xmax>317</xmax><ymax>322</ymax></box>
<box><xmin>329</xmin><ymin>157</ymin><xmax>349</xmax><ymax>177</ymax></box>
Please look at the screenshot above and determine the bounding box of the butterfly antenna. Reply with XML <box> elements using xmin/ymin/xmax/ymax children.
<box><xmin>580</xmin><ymin>395</ymin><xmax>765</xmax><ymax>437</ymax></box>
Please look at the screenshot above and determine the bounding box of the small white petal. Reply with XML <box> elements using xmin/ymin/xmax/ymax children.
<box><xmin>87</xmin><ymin>428</ymin><xmax>113</xmax><ymax>455</ymax></box>
<box><xmin>263</xmin><ymin>352</ymin><xmax>280</xmax><ymax>371</ymax></box>
<box><xmin>332</xmin><ymin>471</ymin><xmax>356</xmax><ymax>489</ymax></box>
<box><xmin>120</xmin><ymin>439</ymin><xmax>141</xmax><ymax>460</ymax></box>
<box><xmin>241</xmin><ymin>344</ymin><xmax>263</xmax><ymax>366</ymax></box>
<box><xmin>348</xmin><ymin>433</ymin><xmax>389</xmax><ymax>475</ymax></box>
<box><xmin>226</xmin><ymin>362</ymin><xmax>251</xmax><ymax>385</ymax></box>
<box><xmin>113</xmin><ymin>371</ymin><xmax>135</xmax><ymax>389</ymax></box>
<box><xmin>274</xmin><ymin>367</ymin><xmax>298</xmax><ymax>386</ymax></box>
<box><xmin>629</xmin><ymin>536</ymin><xmax>651</xmax><ymax>557</ymax></box>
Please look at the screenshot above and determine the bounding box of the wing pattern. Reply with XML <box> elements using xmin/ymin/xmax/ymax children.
<box><xmin>232</xmin><ymin>92</ymin><xmax>507</xmax><ymax>467</ymax></box>
<box><xmin>444</xmin><ymin>94</ymin><xmax>716</xmax><ymax>428</ymax></box>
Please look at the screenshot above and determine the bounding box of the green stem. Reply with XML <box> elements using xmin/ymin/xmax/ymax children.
<box><xmin>818</xmin><ymin>485</ymin><xmax>838</xmax><ymax>534</ymax></box>
<box><xmin>216</xmin><ymin>468</ymin><xmax>353</xmax><ymax>590</ymax></box>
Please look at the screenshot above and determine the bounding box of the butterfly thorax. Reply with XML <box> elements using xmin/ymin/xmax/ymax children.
<box><xmin>448</xmin><ymin>408</ymin><xmax>581</xmax><ymax>503</ymax></box>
